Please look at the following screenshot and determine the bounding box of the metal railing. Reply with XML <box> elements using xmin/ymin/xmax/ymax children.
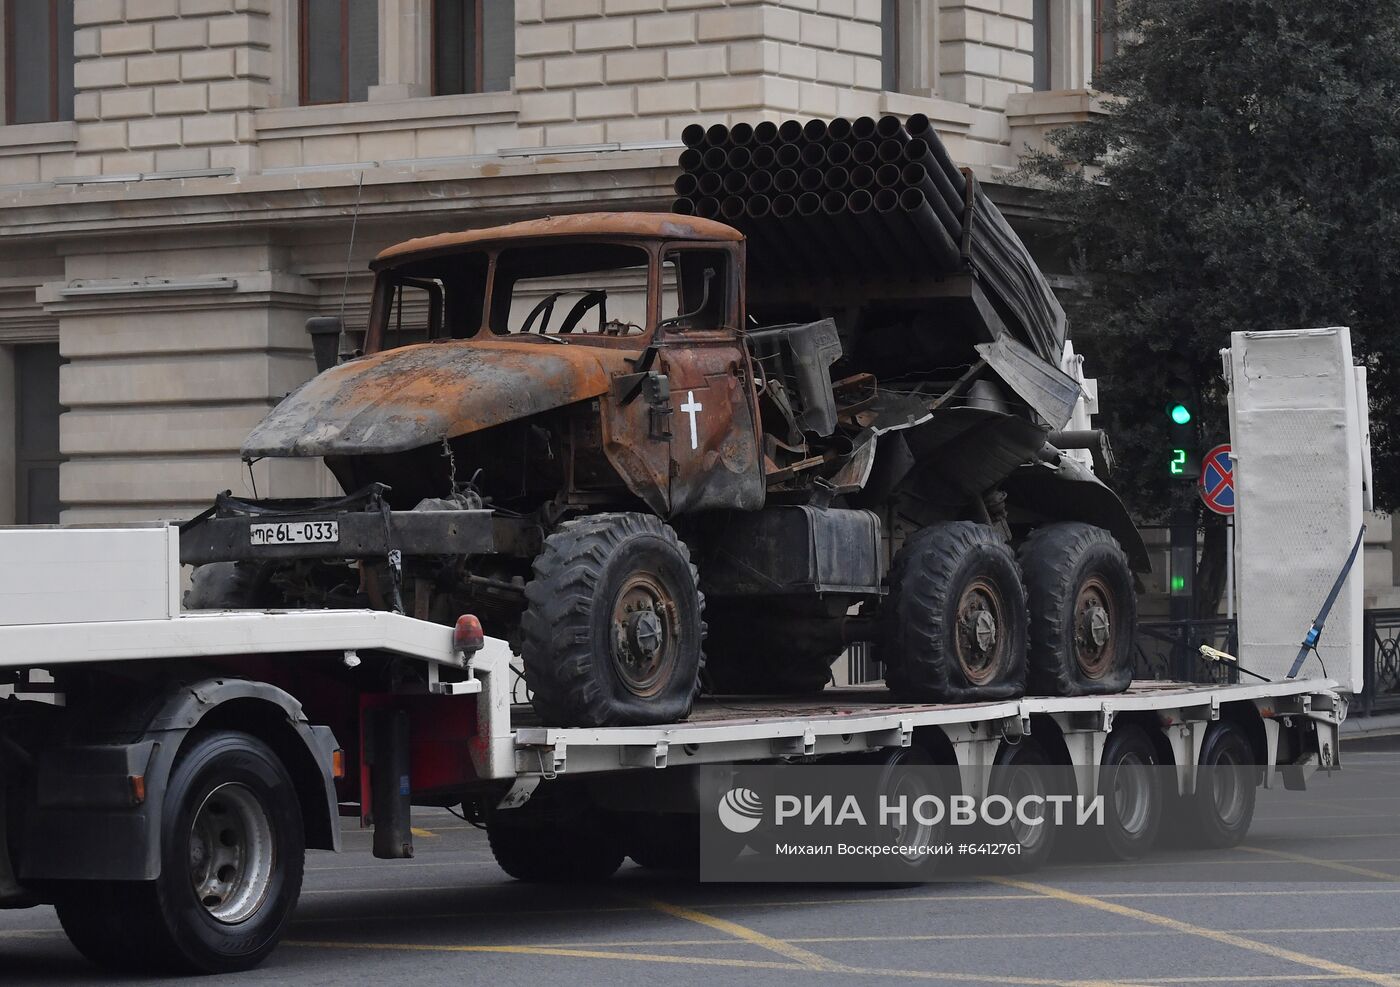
<box><xmin>1361</xmin><ymin>608</ymin><xmax>1400</xmax><ymax>714</ymax></box>
<box><xmin>845</xmin><ymin>608</ymin><xmax>1400</xmax><ymax>705</ymax></box>
<box><xmin>1133</xmin><ymin>619</ymin><xmax>1239</xmax><ymax>685</ymax></box>
<box><xmin>845</xmin><ymin>641</ymin><xmax>882</xmax><ymax>685</ymax></box>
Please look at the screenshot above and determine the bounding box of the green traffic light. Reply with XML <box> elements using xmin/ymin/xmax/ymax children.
<box><xmin>1170</xmin><ymin>403</ymin><xmax>1192</xmax><ymax>425</ymax></box>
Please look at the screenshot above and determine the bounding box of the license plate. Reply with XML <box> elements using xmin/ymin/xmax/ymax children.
<box><xmin>249</xmin><ymin>521</ymin><xmax>340</xmax><ymax>546</ymax></box>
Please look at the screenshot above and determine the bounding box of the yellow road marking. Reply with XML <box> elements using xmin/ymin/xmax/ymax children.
<box><xmin>633</xmin><ymin>895</ymin><xmax>848</xmax><ymax>971</ymax></box>
<box><xmin>1238</xmin><ymin>845</ymin><xmax>1400</xmax><ymax>882</ymax></box>
<box><xmin>1117</xmin><ymin>977</ymin><xmax>1366</xmax><ymax>984</ymax></box>
<box><xmin>993</xmin><ymin>877</ymin><xmax>1400</xmax><ymax>987</ymax></box>
<box><xmin>281</xmin><ymin>924</ymin><xmax>1400</xmax><ymax>949</ymax></box>
<box><xmin>285</xmin><ymin>940</ymin><xmax>806</xmax><ymax>972</ymax></box>
<box><xmin>410</xmin><ymin>828</ymin><xmax>436</xmax><ymax>838</ymax></box>
<box><xmin>293</xmin><ymin>882</ymin><xmax>1400</xmax><ymax>909</ymax></box>
<box><xmin>284</xmin><ymin>938</ymin><xmax>1137</xmax><ymax>985</ymax></box>
<box><xmin>1236</xmin><ymin>832</ymin><xmax>1400</xmax><ymax>841</ymax></box>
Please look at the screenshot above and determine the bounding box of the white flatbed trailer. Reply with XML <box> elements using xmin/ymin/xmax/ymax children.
<box><xmin>0</xmin><ymin>525</ymin><xmax>1346</xmax><ymax>976</ymax></box>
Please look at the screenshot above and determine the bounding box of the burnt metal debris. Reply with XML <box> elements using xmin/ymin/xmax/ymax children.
<box><xmin>179</xmin><ymin>115</ymin><xmax>1151</xmax><ymax>729</ymax></box>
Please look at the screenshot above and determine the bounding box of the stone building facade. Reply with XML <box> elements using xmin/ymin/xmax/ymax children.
<box><xmin>0</xmin><ymin>0</ymin><xmax>1393</xmax><ymax>605</ymax></box>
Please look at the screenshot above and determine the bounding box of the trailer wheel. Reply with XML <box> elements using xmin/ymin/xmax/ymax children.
<box><xmin>486</xmin><ymin>809</ymin><xmax>626</xmax><ymax>883</ymax></box>
<box><xmin>522</xmin><ymin>513</ymin><xmax>705</xmax><ymax>727</ymax></box>
<box><xmin>989</xmin><ymin>739</ymin><xmax>1061</xmax><ymax>871</ymax></box>
<box><xmin>55</xmin><ymin>731</ymin><xmax>304</xmax><ymax>975</ymax></box>
<box><xmin>1096</xmin><ymin>725</ymin><xmax>1163</xmax><ymax>860</ymax></box>
<box><xmin>1018</xmin><ymin>523</ymin><xmax>1135</xmax><ymax>696</ymax></box>
<box><xmin>883</xmin><ymin>522</ymin><xmax>1028</xmax><ymax>702</ymax></box>
<box><xmin>1179</xmin><ymin>721</ymin><xmax>1258</xmax><ymax>849</ymax></box>
<box><xmin>626</xmin><ymin>814</ymin><xmax>701</xmax><ymax>874</ymax></box>
<box><xmin>859</xmin><ymin>745</ymin><xmax>955</xmax><ymax>880</ymax></box>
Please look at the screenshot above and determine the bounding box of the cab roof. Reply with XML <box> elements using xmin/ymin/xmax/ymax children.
<box><xmin>372</xmin><ymin>212</ymin><xmax>743</xmax><ymax>268</ymax></box>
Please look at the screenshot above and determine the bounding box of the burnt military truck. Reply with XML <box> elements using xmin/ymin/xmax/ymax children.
<box><xmin>181</xmin><ymin>115</ymin><xmax>1148</xmax><ymax>728</ymax></box>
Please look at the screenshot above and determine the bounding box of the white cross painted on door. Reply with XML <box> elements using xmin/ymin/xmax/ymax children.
<box><xmin>680</xmin><ymin>390</ymin><xmax>703</xmax><ymax>450</ymax></box>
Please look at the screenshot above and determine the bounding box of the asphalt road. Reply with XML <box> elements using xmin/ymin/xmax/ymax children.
<box><xmin>5</xmin><ymin>735</ymin><xmax>1400</xmax><ymax>987</ymax></box>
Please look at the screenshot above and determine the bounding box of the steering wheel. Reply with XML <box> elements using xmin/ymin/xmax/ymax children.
<box><xmin>559</xmin><ymin>290</ymin><xmax>608</xmax><ymax>334</ymax></box>
<box><xmin>520</xmin><ymin>291</ymin><xmax>564</xmax><ymax>335</ymax></box>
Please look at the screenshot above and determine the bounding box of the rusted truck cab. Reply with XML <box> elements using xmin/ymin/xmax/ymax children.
<box><xmin>245</xmin><ymin>213</ymin><xmax>766</xmax><ymax>520</ymax></box>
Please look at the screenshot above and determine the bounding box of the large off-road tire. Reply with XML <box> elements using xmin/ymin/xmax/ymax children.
<box><xmin>521</xmin><ymin>513</ymin><xmax>706</xmax><ymax>727</ymax></box>
<box><xmin>1018</xmin><ymin>522</ymin><xmax>1136</xmax><ymax>696</ymax></box>
<box><xmin>704</xmin><ymin>600</ymin><xmax>842</xmax><ymax>695</ymax></box>
<box><xmin>55</xmin><ymin>731</ymin><xmax>305</xmax><ymax>975</ymax></box>
<box><xmin>486</xmin><ymin>806</ymin><xmax>626</xmax><ymax>883</ymax></box>
<box><xmin>1174</xmin><ymin>721</ymin><xmax>1258</xmax><ymax>850</ymax></box>
<box><xmin>882</xmin><ymin>522</ymin><xmax>1028</xmax><ymax>703</ymax></box>
<box><xmin>1095</xmin><ymin>725</ymin><xmax>1164</xmax><ymax>860</ymax></box>
<box><xmin>184</xmin><ymin>562</ymin><xmax>282</xmax><ymax>610</ymax></box>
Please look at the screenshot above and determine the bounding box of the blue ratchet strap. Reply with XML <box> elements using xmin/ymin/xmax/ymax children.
<box><xmin>1287</xmin><ymin>524</ymin><xmax>1366</xmax><ymax>679</ymax></box>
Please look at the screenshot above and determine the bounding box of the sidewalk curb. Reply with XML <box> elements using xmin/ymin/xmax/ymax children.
<box><xmin>1342</xmin><ymin>711</ymin><xmax>1400</xmax><ymax>738</ymax></box>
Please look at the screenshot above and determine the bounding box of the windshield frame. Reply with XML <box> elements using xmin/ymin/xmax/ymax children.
<box><xmin>364</xmin><ymin>239</ymin><xmax>664</xmax><ymax>354</ymax></box>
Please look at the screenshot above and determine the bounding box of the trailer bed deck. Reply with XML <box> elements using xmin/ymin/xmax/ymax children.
<box><xmin>507</xmin><ymin>676</ymin><xmax>1343</xmax><ymax>779</ymax></box>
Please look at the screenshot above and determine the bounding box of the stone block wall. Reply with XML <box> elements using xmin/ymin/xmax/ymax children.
<box><xmin>938</xmin><ymin>0</ymin><xmax>1035</xmax><ymax>165</ymax></box>
<box><xmin>41</xmin><ymin>239</ymin><xmax>326</xmax><ymax>521</ymax></box>
<box><xmin>70</xmin><ymin>0</ymin><xmax>271</xmax><ymax>176</ymax></box>
<box><xmin>515</xmin><ymin>1</ymin><xmax>901</xmax><ymax>145</ymax></box>
<box><xmin>0</xmin><ymin>0</ymin><xmax>1077</xmax><ymax>181</ymax></box>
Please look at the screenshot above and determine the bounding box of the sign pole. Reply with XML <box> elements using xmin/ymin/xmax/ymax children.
<box><xmin>1199</xmin><ymin>443</ymin><xmax>1236</xmax><ymax>628</ymax></box>
<box><xmin>1226</xmin><ymin>515</ymin><xmax>1235</xmax><ymax>622</ymax></box>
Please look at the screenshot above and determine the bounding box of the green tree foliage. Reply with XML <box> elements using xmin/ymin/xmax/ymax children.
<box><xmin>1026</xmin><ymin>0</ymin><xmax>1400</xmax><ymax>522</ymax></box>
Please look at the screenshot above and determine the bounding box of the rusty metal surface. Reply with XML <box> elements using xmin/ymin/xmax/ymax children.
<box><xmin>373</xmin><ymin>212</ymin><xmax>743</xmax><ymax>269</ymax></box>
<box><xmin>242</xmin><ymin>337</ymin><xmax>635</xmax><ymax>458</ymax></box>
<box><xmin>658</xmin><ymin>339</ymin><xmax>764</xmax><ymax>514</ymax></box>
<box><xmin>598</xmin><ymin>334</ymin><xmax>764</xmax><ymax>516</ymax></box>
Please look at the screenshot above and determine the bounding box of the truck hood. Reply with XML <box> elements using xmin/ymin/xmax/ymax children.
<box><xmin>243</xmin><ymin>337</ymin><xmax>636</xmax><ymax>457</ymax></box>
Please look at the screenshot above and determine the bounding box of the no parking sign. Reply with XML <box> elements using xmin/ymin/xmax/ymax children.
<box><xmin>1200</xmin><ymin>444</ymin><xmax>1235</xmax><ymax>516</ymax></box>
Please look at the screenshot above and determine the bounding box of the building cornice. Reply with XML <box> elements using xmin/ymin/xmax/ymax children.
<box><xmin>0</xmin><ymin>149</ymin><xmax>682</xmax><ymax>242</ymax></box>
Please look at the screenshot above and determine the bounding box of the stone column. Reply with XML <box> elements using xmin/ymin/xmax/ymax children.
<box><xmin>938</xmin><ymin>0</ymin><xmax>1035</xmax><ymax>165</ymax></box>
<box><xmin>39</xmin><ymin>238</ymin><xmax>327</xmax><ymax>523</ymax></box>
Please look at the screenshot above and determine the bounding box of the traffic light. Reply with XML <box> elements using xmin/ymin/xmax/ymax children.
<box><xmin>1166</xmin><ymin>394</ymin><xmax>1198</xmax><ymax>481</ymax></box>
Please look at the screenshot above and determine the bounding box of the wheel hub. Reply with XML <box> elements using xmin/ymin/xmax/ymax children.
<box><xmin>610</xmin><ymin>574</ymin><xmax>679</xmax><ymax>698</ymax></box>
<box><xmin>955</xmin><ymin>577</ymin><xmax>1006</xmax><ymax>685</ymax></box>
<box><xmin>188</xmin><ymin>782</ymin><xmax>275</xmax><ymax>925</ymax></box>
<box><xmin>1084</xmin><ymin>604</ymin><xmax>1110</xmax><ymax>648</ymax></box>
<box><xmin>968</xmin><ymin>608</ymin><xmax>998</xmax><ymax>652</ymax></box>
<box><xmin>626</xmin><ymin>608</ymin><xmax>664</xmax><ymax>660</ymax></box>
<box><xmin>1073</xmin><ymin>576</ymin><xmax>1118</xmax><ymax>678</ymax></box>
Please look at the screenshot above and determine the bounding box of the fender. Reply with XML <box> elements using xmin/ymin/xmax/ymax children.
<box><xmin>19</xmin><ymin>678</ymin><xmax>339</xmax><ymax>884</ymax></box>
<box><xmin>1004</xmin><ymin>450</ymin><xmax>1152</xmax><ymax>572</ymax></box>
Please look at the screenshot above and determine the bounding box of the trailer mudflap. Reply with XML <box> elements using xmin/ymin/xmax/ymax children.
<box><xmin>18</xmin><ymin>679</ymin><xmax>342</xmax><ymax>884</ymax></box>
<box><xmin>20</xmin><ymin>741</ymin><xmax>164</xmax><ymax>882</ymax></box>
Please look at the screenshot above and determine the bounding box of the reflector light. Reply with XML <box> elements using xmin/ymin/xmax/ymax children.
<box><xmin>129</xmin><ymin>775</ymin><xmax>146</xmax><ymax>805</ymax></box>
<box><xmin>454</xmin><ymin>614</ymin><xmax>485</xmax><ymax>655</ymax></box>
<box><xmin>332</xmin><ymin>749</ymin><xmax>346</xmax><ymax>779</ymax></box>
